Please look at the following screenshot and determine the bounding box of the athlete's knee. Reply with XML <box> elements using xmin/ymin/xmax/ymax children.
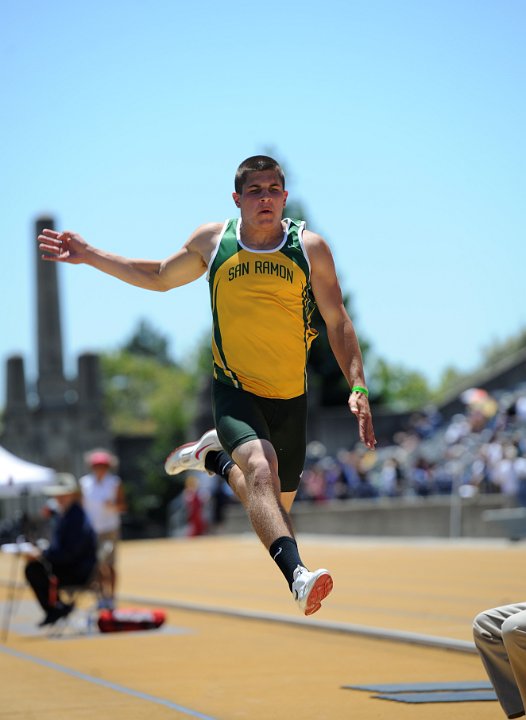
<box><xmin>244</xmin><ymin>452</ymin><xmax>279</xmax><ymax>495</ymax></box>
<box><xmin>234</xmin><ymin>439</ymin><xmax>276</xmax><ymax>472</ymax></box>
<box><xmin>231</xmin><ymin>439</ymin><xmax>282</xmax><ymax>498</ymax></box>
<box><xmin>247</xmin><ymin>457</ymin><xmax>278</xmax><ymax>493</ymax></box>
<box><xmin>473</xmin><ymin>610</ymin><xmax>494</xmax><ymax>643</ymax></box>
<box><xmin>502</xmin><ymin>613</ymin><xmax>526</xmax><ymax>647</ymax></box>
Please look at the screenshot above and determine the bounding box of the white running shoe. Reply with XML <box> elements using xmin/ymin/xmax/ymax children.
<box><xmin>292</xmin><ymin>565</ymin><xmax>333</xmax><ymax>616</ymax></box>
<box><xmin>164</xmin><ymin>429</ymin><xmax>222</xmax><ymax>475</ymax></box>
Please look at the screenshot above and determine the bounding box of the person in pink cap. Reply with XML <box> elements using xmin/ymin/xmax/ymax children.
<box><xmin>79</xmin><ymin>449</ymin><xmax>126</xmax><ymax>608</ymax></box>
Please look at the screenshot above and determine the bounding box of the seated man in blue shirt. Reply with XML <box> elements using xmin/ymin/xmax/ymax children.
<box><xmin>24</xmin><ymin>474</ymin><xmax>97</xmax><ymax>627</ymax></box>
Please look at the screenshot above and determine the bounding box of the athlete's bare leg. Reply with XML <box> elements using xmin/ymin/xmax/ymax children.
<box><xmin>231</xmin><ymin>439</ymin><xmax>294</xmax><ymax>549</ymax></box>
<box><xmin>227</xmin><ymin>466</ymin><xmax>297</xmax><ymax>514</ymax></box>
<box><xmin>222</xmin><ymin>442</ymin><xmax>331</xmax><ymax>615</ymax></box>
<box><xmin>225</xmin><ymin>465</ymin><xmax>248</xmax><ymax>506</ymax></box>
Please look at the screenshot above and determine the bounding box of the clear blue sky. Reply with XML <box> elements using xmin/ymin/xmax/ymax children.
<box><xmin>1</xmin><ymin>0</ymin><xmax>525</xmax><ymax>403</ymax></box>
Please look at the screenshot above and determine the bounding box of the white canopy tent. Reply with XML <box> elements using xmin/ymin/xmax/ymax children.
<box><xmin>0</xmin><ymin>446</ymin><xmax>55</xmax><ymax>498</ymax></box>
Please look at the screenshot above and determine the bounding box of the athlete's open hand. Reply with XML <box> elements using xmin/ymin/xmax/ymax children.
<box><xmin>348</xmin><ymin>390</ymin><xmax>377</xmax><ymax>449</ymax></box>
<box><xmin>38</xmin><ymin>229</ymin><xmax>88</xmax><ymax>264</ymax></box>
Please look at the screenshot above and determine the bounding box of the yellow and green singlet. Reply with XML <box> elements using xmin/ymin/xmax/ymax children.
<box><xmin>207</xmin><ymin>218</ymin><xmax>318</xmax><ymax>399</ymax></box>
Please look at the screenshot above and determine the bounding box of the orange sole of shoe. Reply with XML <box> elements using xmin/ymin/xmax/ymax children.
<box><xmin>304</xmin><ymin>573</ymin><xmax>334</xmax><ymax>616</ymax></box>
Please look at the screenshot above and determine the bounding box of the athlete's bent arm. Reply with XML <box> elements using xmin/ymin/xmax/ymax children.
<box><xmin>37</xmin><ymin>223</ymin><xmax>220</xmax><ymax>291</ymax></box>
<box><xmin>307</xmin><ymin>233</ymin><xmax>376</xmax><ymax>449</ymax></box>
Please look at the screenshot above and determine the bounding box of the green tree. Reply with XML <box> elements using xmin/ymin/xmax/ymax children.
<box><xmin>434</xmin><ymin>365</ymin><xmax>472</xmax><ymax>401</ymax></box>
<box><xmin>369</xmin><ymin>357</ymin><xmax>432</xmax><ymax>410</ymax></box>
<box><xmin>482</xmin><ymin>327</ymin><xmax>526</xmax><ymax>366</ymax></box>
<box><xmin>99</xmin><ymin>341</ymin><xmax>199</xmax><ymax>522</ymax></box>
<box><xmin>191</xmin><ymin>330</ymin><xmax>214</xmax><ymax>375</ymax></box>
<box><xmin>432</xmin><ymin>326</ymin><xmax>526</xmax><ymax>404</ymax></box>
<box><xmin>123</xmin><ymin>319</ymin><xmax>175</xmax><ymax>365</ymax></box>
<box><xmin>100</xmin><ymin>351</ymin><xmax>194</xmax><ymax>436</ymax></box>
<box><xmin>307</xmin><ymin>292</ymin><xmax>373</xmax><ymax>406</ymax></box>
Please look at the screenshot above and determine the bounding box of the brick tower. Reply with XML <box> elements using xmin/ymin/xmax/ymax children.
<box><xmin>1</xmin><ymin>217</ymin><xmax>112</xmax><ymax>477</ymax></box>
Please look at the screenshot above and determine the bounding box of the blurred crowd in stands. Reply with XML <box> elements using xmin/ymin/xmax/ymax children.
<box><xmin>297</xmin><ymin>385</ymin><xmax>526</xmax><ymax>506</ymax></box>
<box><xmin>167</xmin><ymin>383</ymin><xmax>526</xmax><ymax>536</ymax></box>
<box><xmin>4</xmin><ymin>384</ymin><xmax>525</xmax><ymax>544</ymax></box>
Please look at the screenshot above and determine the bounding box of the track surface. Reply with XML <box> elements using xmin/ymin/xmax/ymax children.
<box><xmin>1</xmin><ymin>534</ymin><xmax>523</xmax><ymax>719</ymax></box>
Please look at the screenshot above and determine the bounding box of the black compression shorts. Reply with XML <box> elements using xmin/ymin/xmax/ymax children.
<box><xmin>211</xmin><ymin>379</ymin><xmax>307</xmax><ymax>493</ymax></box>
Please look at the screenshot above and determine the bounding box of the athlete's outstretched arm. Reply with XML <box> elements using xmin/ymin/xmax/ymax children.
<box><xmin>307</xmin><ymin>232</ymin><xmax>376</xmax><ymax>449</ymax></box>
<box><xmin>37</xmin><ymin>224</ymin><xmax>220</xmax><ymax>291</ymax></box>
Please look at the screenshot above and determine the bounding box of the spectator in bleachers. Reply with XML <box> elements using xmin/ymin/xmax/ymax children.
<box><xmin>410</xmin><ymin>458</ymin><xmax>434</xmax><ymax>497</ymax></box>
<box><xmin>292</xmin><ymin>387</ymin><xmax>526</xmax><ymax>505</ymax></box>
<box><xmin>377</xmin><ymin>458</ymin><xmax>403</xmax><ymax>497</ymax></box>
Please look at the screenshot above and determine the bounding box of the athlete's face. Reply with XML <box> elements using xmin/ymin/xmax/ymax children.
<box><xmin>232</xmin><ymin>170</ymin><xmax>288</xmax><ymax>227</ymax></box>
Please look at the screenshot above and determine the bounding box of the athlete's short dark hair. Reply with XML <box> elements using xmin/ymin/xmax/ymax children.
<box><xmin>235</xmin><ymin>155</ymin><xmax>285</xmax><ymax>194</ymax></box>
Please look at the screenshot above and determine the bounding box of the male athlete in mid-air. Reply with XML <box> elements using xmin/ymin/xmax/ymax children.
<box><xmin>38</xmin><ymin>155</ymin><xmax>376</xmax><ymax>615</ymax></box>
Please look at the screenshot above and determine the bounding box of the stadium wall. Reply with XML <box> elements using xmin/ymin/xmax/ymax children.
<box><xmin>219</xmin><ymin>494</ymin><xmax>526</xmax><ymax>540</ymax></box>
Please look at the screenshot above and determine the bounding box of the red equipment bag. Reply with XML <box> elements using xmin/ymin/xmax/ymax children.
<box><xmin>97</xmin><ymin>607</ymin><xmax>166</xmax><ymax>633</ymax></box>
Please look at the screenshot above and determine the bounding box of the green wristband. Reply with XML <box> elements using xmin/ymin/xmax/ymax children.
<box><xmin>351</xmin><ymin>385</ymin><xmax>369</xmax><ymax>398</ymax></box>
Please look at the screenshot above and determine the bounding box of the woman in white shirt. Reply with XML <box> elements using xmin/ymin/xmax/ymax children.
<box><xmin>80</xmin><ymin>449</ymin><xmax>126</xmax><ymax>608</ymax></box>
